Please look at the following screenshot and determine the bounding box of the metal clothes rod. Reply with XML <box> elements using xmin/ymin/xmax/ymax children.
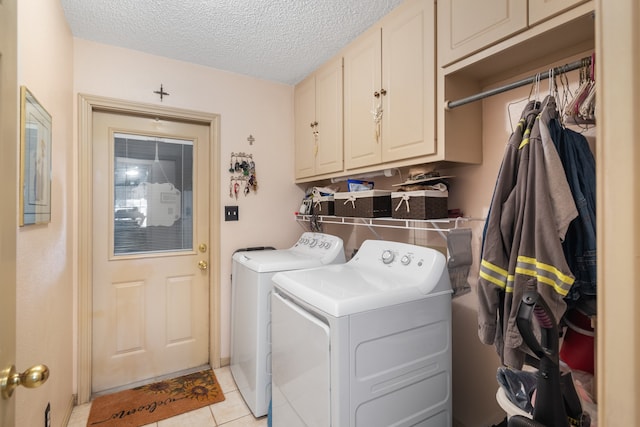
<box><xmin>446</xmin><ymin>56</ymin><xmax>592</xmax><ymax>109</ymax></box>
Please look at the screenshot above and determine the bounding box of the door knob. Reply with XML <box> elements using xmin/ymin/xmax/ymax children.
<box><xmin>1</xmin><ymin>364</ymin><xmax>49</xmax><ymax>399</ymax></box>
<box><xmin>198</xmin><ymin>260</ymin><xmax>208</xmax><ymax>271</ymax></box>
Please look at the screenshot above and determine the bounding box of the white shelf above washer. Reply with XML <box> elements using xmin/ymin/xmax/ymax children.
<box><xmin>295</xmin><ymin>214</ymin><xmax>482</xmax><ymax>234</ymax></box>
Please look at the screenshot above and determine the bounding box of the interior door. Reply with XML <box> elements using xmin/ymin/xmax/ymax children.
<box><xmin>0</xmin><ymin>0</ymin><xmax>18</xmax><ymax>424</ymax></box>
<box><xmin>91</xmin><ymin>111</ymin><xmax>211</xmax><ymax>393</ymax></box>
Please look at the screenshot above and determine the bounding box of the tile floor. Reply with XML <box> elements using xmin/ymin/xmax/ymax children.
<box><xmin>66</xmin><ymin>366</ymin><xmax>268</xmax><ymax>427</ymax></box>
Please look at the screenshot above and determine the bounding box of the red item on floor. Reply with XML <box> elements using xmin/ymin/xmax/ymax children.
<box><xmin>560</xmin><ymin>309</ymin><xmax>595</xmax><ymax>374</ymax></box>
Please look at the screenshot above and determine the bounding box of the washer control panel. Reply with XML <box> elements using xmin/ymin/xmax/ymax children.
<box><xmin>291</xmin><ymin>232</ymin><xmax>346</xmax><ymax>263</ymax></box>
<box><xmin>377</xmin><ymin>248</ymin><xmax>423</xmax><ymax>268</ymax></box>
<box><xmin>295</xmin><ymin>233</ymin><xmax>340</xmax><ymax>250</ymax></box>
<box><xmin>349</xmin><ymin>239</ymin><xmax>447</xmax><ymax>281</ymax></box>
<box><xmin>347</xmin><ymin>240</ymin><xmax>449</xmax><ymax>293</ymax></box>
<box><xmin>374</xmin><ymin>246</ymin><xmax>430</xmax><ymax>269</ymax></box>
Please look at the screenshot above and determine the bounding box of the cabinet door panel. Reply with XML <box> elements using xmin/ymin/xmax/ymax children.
<box><xmin>382</xmin><ymin>0</ymin><xmax>435</xmax><ymax>161</ymax></box>
<box><xmin>314</xmin><ymin>57</ymin><xmax>344</xmax><ymax>175</ymax></box>
<box><xmin>438</xmin><ymin>0</ymin><xmax>527</xmax><ymax>66</ymax></box>
<box><xmin>294</xmin><ymin>75</ymin><xmax>317</xmax><ymax>179</ymax></box>
<box><xmin>529</xmin><ymin>0</ymin><xmax>589</xmax><ymax>25</ymax></box>
<box><xmin>344</xmin><ymin>27</ymin><xmax>382</xmax><ymax>169</ymax></box>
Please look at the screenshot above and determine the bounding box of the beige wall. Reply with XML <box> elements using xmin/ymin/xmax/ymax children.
<box><xmin>16</xmin><ymin>0</ymin><xmax>74</xmax><ymax>426</ymax></box>
<box><xmin>71</xmin><ymin>39</ymin><xmax>303</xmax><ymax>367</ymax></box>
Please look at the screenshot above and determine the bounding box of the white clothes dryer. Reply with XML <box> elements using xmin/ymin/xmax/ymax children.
<box><xmin>230</xmin><ymin>232</ymin><xmax>345</xmax><ymax>417</ymax></box>
<box><xmin>271</xmin><ymin>240</ymin><xmax>452</xmax><ymax>427</ymax></box>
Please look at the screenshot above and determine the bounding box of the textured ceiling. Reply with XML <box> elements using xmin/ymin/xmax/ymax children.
<box><xmin>60</xmin><ymin>0</ymin><xmax>406</xmax><ymax>85</ymax></box>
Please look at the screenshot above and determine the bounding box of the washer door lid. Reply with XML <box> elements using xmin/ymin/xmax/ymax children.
<box><xmin>273</xmin><ymin>265</ymin><xmax>441</xmax><ymax>317</ymax></box>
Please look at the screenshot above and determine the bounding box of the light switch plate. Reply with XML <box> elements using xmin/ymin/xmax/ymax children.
<box><xmin>225</xmin><ymin>205</ymin><xmax>239</xmax><ymax>221</ymax></box>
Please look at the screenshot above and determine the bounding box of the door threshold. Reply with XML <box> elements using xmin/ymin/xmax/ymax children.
<box><xmin>90</xmin><ymin>364</ymin><xmax>212</xmax><ymax>400</ymax></box>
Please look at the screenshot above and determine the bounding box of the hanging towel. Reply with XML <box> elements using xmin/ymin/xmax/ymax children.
<box><xmin>447</xmin><ymin>228</ymin><xmax>473</xmax><ymax>297</ymax></box>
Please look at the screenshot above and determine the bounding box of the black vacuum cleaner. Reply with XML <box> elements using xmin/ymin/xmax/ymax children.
<box><xmin>507</xmin><ymin>290</ymin><xmax>589</xmax><ymax>427</ymax></box>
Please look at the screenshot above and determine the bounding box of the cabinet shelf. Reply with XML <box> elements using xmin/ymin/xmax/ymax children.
<box><xmin>295</xmin><ymin>214</ymin><xmax>482</xmax><ymax>234</ymax></box>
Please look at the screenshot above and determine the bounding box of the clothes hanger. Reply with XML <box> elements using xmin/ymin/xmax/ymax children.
<box><xmin>577</xmin><ymin>55</ymin><xmax>596</xmax><ymax>122</ymax></box>
<box><xmin>507</xmin><ymin>72</ymin><xmax>543</xmax><ymax>133</ymax></box>
<box><xmin>539</xmin><ymin>68</ymin><xmax>556</xmax><ymax>112</ymax></box>
<box><xmin>557</xmin><ymin>65</ymin><xmax>571</xmax><ymax>127</ymax></box>
<box><xmin>562</xmin><ymin>58</ymin><xmax>596</xmax><ymax>128</ymax></box>
<box><xmin>564</xmin><ymin>59</ymin><xmax>593</xmax><ymax>120</ymax></box>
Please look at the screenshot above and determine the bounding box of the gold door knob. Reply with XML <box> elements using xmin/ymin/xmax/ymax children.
<box><xmin>198</xmin><ymin>260</ymin><xmax>208</xmax><ymax>271</ymax></box>
<box><xmin>1</xmin><ymin>364</ymin><xmax>50</xmax><ymax>399</ymax></box>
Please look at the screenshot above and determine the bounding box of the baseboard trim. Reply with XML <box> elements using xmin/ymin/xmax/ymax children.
<box><xmin>62</xmin><ymin>394</ymin><xmax>76</xmax><ymax>426</ymax></box>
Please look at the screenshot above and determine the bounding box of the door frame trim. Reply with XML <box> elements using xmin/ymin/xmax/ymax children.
<box><xmin>77</xmin><ymin>94</ymin><xmax>221</xmax><ymax>404</ymax></box>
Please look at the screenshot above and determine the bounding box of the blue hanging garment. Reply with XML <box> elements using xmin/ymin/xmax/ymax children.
<box><xmin>549</xmin><ymin>118</ymin><xmax>597</xmax><ymax>310</ymax></box>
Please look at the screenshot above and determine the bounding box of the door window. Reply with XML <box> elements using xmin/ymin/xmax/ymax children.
<box><xmin>113</xmin><ymin>133</ymin><xmax>193</xmax><ymax>255</ymax></box>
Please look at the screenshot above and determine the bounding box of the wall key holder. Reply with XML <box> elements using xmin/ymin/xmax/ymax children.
<box><xmin>228</xmin><ymin>152</ymin><xmax>257</xmax><ymax>197</ymax></box>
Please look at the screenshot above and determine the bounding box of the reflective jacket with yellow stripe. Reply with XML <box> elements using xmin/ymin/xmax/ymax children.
<box><xmin>477</xmin><ymin>97</ymin><xmax>578</xmax><ymax>369</ymax></box>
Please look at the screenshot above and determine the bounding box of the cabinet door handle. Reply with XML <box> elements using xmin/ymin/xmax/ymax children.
<box><xmin>374</xmin><ymin>89</ymin><xmax>387</xmax><ymax>98</ymax></box>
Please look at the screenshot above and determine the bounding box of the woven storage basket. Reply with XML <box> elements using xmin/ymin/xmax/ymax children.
<box><xmin>334</xmin><ymin>190</ymin><xmax>392</xmax><ymax>218</ymax></box>
<box><xmin>391</xmin><ymin>190</ymin><xmax>448</xmax><ymax>219</ymax></box>
<box><xmin>313</xmin><ymin>196</ymin><xmax>335</xmax><ymax>215</ymax></box>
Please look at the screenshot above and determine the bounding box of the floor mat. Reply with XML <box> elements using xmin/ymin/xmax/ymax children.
<box><xmin>86</xmin><ymin>369</ymin><xmax>225</xmax><ymax>427</ymax></box>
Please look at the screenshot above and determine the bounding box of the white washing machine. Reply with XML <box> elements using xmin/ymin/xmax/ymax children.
<box><xmin>230</xmin><ymin>232</ymin><xmax>345</xmax><ymax>417</ymax></box>
<box><xmin>271</xmin><ymin>240</ymin><xmax>453</xmax><ymax>427</ymax></box>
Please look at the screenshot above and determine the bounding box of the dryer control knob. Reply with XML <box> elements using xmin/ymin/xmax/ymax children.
<box><xmin>381</xmin><ymin>250</ymin><xmax>395</xmax><ymax>264</ymax></box>
<box><xmin>309</xmin><ymin>239</ymin><xmax>318</xmax><ymax>248</ymax></box>
<box><xmin>401</xmin><ymin>255</ymin><xmax>411</xmax><ymax>265</ymax></box>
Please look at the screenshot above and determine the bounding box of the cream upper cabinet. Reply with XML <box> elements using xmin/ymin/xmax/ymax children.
<box><xmin>438</xmin><ymin>0</ymin><xmax>527</xmax><ymax>67</ymax></box>
<box><xmin>343</xmin><ymin>26</ymin><xmax>382</xmax><ymax>168</ymax></box>
<box><xmin>438</xmin><ymin>0</ymin><xmax>589</xmax><ymax>66</ymax></box>
<box><xmin>344</xmin><ymin>0</ymin><xmax>435</xmax><ymax>170</ymax></box>
<box><xmin>294</xmin><ymin>56</ymin><xmax>343</xmax><ymax>179</ymax></box>
<box><xmin>529</xmin><ymin>0</ymin><xmax>589</xmax><ymax>25</ymax></box>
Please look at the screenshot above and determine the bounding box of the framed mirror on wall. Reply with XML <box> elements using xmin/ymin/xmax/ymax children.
<box><xmin>19</xmin><ymin>86</ymin><xmax>51</xmax><ymax>226</ymax></box>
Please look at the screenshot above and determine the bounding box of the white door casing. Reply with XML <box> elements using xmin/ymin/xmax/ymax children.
<box><xmin>77</xmin><ymin>95</ymin><xmax>221</xmax><ymax>402</ymax></box>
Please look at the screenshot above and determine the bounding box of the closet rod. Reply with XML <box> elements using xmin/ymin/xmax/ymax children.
<box><xmin>446</xmin><ymin>56</ymin><xmax>592</xmax><ymax>109</ymax></box>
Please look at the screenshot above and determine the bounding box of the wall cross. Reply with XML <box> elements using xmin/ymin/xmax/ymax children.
<box><xmin>153</xmin><ymin>84</ymin><xmax>170</xmax><ymax>101</ymax></box>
